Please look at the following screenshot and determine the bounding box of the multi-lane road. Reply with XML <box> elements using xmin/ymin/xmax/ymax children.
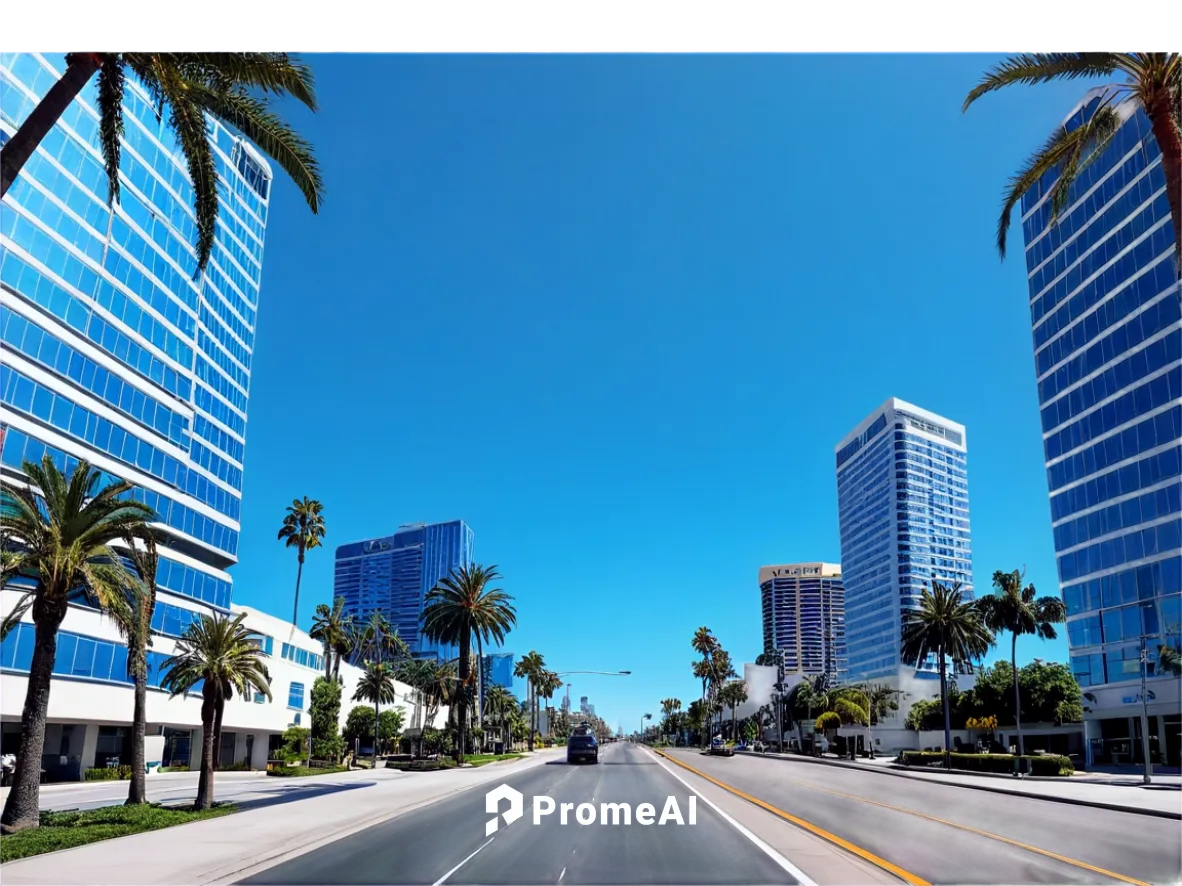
<box><xmin>237</xmin><ymin>741</ymin><xmax>1181</xmax><ymax>886</ymax></box>
<box><xmin>240</xmin><ymin>741</ymin><xmax>805</xmax><ymax>886</ymax></box>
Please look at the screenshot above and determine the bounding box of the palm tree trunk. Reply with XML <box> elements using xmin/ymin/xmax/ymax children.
<box><xmin>0</xmin><ymin>53</ymin><xmax>101</xmax><ymax>198</ymax></box>
<box><xmin>457</xmin><ymin>637</ymin><xmax>470</xmax><ymax>763</ymax></box>
<box><xmin>1145</xmin><ymin>92</ymin><xmax>1182</xmax><ymax>266</ymax></box>
<box><xmin>0</xmin><ymin>607</ymin><xmax>65</xmax><ymax>833</ymax></box>
<box><xmin>212</xmin><ymin>696</ymin><xmax>226</xmax><ymax>772</ymax></box>
<box><xmin>195</xmin><ymin>686</ymin><xmax>217</xmax><ymax>810</ymax></box>
<box><xmin>527</xmin><ymin>682</ymin><xmax>535</xmax><ymax>752</ymax></box>
<box><xmin>1010</xmin><ymin>633</ymin><xmax>1024</xmax><ymax>757</ymax></box>
<box><xmin>126</xmin><ymin>651</ymin><xmax>148</xmax><ymax>805</ymax></box>
<box><xmin>291</xmin><ymin>551</ymin><xmax>305</xmax><ymax>627</ymax></box>
<box><xmin>939</xmin><ymin>640</ymin><xmax>952</xmax><ymax>769</ymax></box>
<box><xmin>475</xmin><ymin>634</ymin><xmax>484</xmax><ymax>752</ymax></box>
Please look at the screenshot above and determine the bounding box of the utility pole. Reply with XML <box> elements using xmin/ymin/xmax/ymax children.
<box><xmin>774</xmin><ymin>651</ymin><xmax>785</xmax><ymax>753</ymax></box>
<box><xmin>1140</xmin><ymin>633</ymin><xmax>1154</xmax><ymax>785</ymax></box>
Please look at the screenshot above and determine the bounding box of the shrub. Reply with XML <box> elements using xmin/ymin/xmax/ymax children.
<box><xmin>83</xmin><ymin>765</ymin><xmax>133</xmax><ymax>781</ymax></box>
<box><xmin>898</xmin><ymin>751</ymin><xmax>1073</xmax><ymax>776</ymax></box>
<box><xmin>267</xmin><ymin>765</ymin><xmax>348</xmax><ymax>778</ymax></box>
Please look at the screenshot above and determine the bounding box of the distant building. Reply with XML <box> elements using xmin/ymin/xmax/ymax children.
<box><xmin>759</xmin><ymin>562</ymin><xmax>846</xmax><ymax>682</ymax></box>
<box><xmin>835</xmin><ymin>398</ymin><xmax>975</xmax><ymax>717</ymax></box>
<box><xmin>1017</xmin><ymin>88</ymin><xmax>1181</xmax><ymax>767</ymax></box>
<box><xmin>333</xmin><ymin>520</ymin><xmax>474</xmax><ymax>661</ymax></box>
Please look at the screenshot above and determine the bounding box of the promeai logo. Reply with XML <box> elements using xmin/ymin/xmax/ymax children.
<box><xmin>483</xmin><ymin>784</ymin><xmax>696</xmax><ymax>835</ymax></box>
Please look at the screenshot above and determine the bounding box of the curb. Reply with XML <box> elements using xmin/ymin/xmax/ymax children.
<box><xmin>730</xmin><ymin>750</ymin><xmax>1181</xmax><ymax>820</ymax></box>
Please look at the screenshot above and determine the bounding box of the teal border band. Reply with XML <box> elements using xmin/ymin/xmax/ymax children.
<box><xmin>0</xmin><ymin>8</ymin><xmax>1172</xmax><ymax>49</ymax></box>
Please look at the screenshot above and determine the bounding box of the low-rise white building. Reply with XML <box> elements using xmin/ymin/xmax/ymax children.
<box><xmin>0</xmin><ymin>590</ymin><xmax>445</xmax><ymax>780</ymax></box>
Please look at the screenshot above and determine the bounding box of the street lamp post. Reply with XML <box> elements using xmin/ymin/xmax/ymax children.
<box><xmin>1139</xmin><ymin>634</ymin><xmax>1154</xmax><ymax>785</ymax></box>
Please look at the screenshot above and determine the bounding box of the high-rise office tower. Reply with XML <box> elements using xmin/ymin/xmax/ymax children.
<box><xmin>835</xmin><ymin>398</ymin><xmax>974</xmax><ymax>701</ymax></box>
<box><xmin>1</xmin><ymin>54</ymin><xmax>269</xmax><ymax>657</ymax></box>
<box><xmin>1018</xmin><ymin>88</ymin><xmax>1181</xmax><ymax>767</ymax></box>
<box><xmin>482</xmin><ymin>652</ymin><xmax>515</xmax><ymax>692</ymax></box>
<box><xmin>758</xmin><ymin>562</ymin><xmax>846</xmax><ymax>682</ymax></box>
<box><xmin>333</xmin><ymin>520</ymin><xmax>475</xmax><ymax>661</ymax></box>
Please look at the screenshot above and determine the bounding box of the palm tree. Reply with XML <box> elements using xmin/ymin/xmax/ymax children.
<box><xmin>691</xmin><ymin>627</ymin><xmax>719</xmax><ymax>709</ymax></box>
<box><xmin>900</xmin><ymin>582</ymin><xmax>995</xmax><ymax>766</ymax></box>
<box><xmin>535</xmin><ymin>670</ymin><xmax>563</xmax><ymax>740</ymax></box>
<box><xmin>310</xmin><ymin>596</ymin><xmax>355</xmax><ymax>682</ymax></box>
<box><xmin>660</xmin><ymin>698</ymin><xmax>683</xmax><ymax>741</ymax></box>
<box><xmin>708</xmin><ymin>649</ymin><xmax>738</xmax><ymax>736</ymax></box>
<box><xmin>484</xmin><ymin>684</ymin><xmax>515</xmax><ymax>749</ymax></box>
<box><xmin>975</xmin><ymin>569</ymin><xmax>1067</xmax><ymax>756</ymax></box>
<box><xmin>514</xmin><ymin>651</ymin><xmax>546</xmax><ymax>751</ymax></box>
<box><xmin>0</xmin><ymin>456</ymin><xmax>154</xmax><ymax>834</ymax></box>
<box><xmin>113</xmin><ymin>531</ymin><xmax>160</xmax><ymax>805</ymax></box>
<box><xmin>861</xmin><ymin>683</ymin><xmax>903</xmax><ymax>758</ymax></box>
<box><xmin>354</xmin><ymin>661</ymin><xmax>399</xmax><ymax>755</ymax></box>
<box><xmin>0</xmin><ymin>53</ymin><xmax>323</xmax><ymax>270</ymax></box>
<box><xmin>353</xmin><ymin>612</ymin><xmax>410</xmax><ymax>767</ymax></box>
<box><xmin>425</xmin><ymin>569</ymin><xmax>517</xmax><ymax>756</ymax></box>
<box><xmin>718</xmin><ymin>682</ymin><xmax>749</xmax><ymax>741</ymax></box>
<box><xmin>421</xmin><ymin>564</ymin><xmax>516</xmax><ymax>762</ymax></box>
<box><xmin>0</xmin><ymin>550</ymin><xmax>33</xmax><ymax>642</ymax></box>
<box><xmin>276</xmin><ymin>497</ymin><xmax>326</xmax><ymax>627</ymax></box>
<box><xmin>160</xmin><ymin>612</ymin><xmax>271</xmax><ymax>809</ymax></box>
<box><xmin>963</xmin><ymin>53</ymin><xmax>1181</xmax><ymax>263</ymax></box>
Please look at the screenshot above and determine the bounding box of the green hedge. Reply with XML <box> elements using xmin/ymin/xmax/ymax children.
<box><xmin>83</xmin><ymin>765</ymin><xmax>133</xmax><ymax>781</ymax></box>
<box><xmin>266</xmin><ymin>765</ymin><xmax>348</xmax><ymax>778</ymax></box>
<box><xmin>899</xmin><ymin>751</ymin><xmax>1073</xmax><ymax>776</ymax></box>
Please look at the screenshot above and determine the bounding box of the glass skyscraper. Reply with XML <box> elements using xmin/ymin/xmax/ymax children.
<box><xmin>1018</xmin><ymin>87</ymin><xmax>1181</xmax><ymax>768</ymax></box>
<box><xmin>1</xmin><ymin>54</ymin><xmax>270</xmax><ymax>638</ymax></box>
<box><xmin>758</xmin><ymin>562</ymin><xmax>846</xmax><ymax>682</ymax></box>
<box><xmin>835</xmin><ymin>398</ymin><xmax>974</xmax><ymax>696</ymax></box>
<box><xmin>482</xmin><ymin>652</ymin><xmax>515</xmax><ymax>693</ymax></box>
<box><xmin>333</xmin><ymin>520</ymin><xmax>475</xmax><ymax>661</ymax></box>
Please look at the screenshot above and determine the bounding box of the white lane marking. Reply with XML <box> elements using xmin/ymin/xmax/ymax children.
<box><xmin>649</xmin><ymin>750</ymin><xmax>819</xmax><ymax>886</ymax></box>
<box><xmin>431</xmin><ymin>836</ymin><xmax>495</xmax><ymax>886</ymax></box>
<box><xmin>558</xmin><ymin>866</ymin><xmax>567</xmax><ymax>883</ymax></box>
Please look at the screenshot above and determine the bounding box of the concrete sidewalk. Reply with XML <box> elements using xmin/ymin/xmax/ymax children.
<box><xmin>1</xmin><ymin>750</ymin><xmax>564</xmax><ymax>885</ymax></box>
<box><xmin>738</xmin><ymin>750</ymin><xmax>1182</xmax><ymax>818</ymax></box>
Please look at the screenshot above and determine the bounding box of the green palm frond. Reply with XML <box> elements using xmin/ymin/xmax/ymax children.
<box><xmin>421</xmin><ymin>564</ymin><xmax>517</xmax><ymax>650</ymax></box>
<box><xmin>277</xmin><ymin>497</ymin><xmax>326</xmax><ymax>553</ymax></box>
<box><xmin>174</xmin><ymin>53</ymin><xmax>318</xmax><ymax>109</ymax></box>
<box><xmin>993</xmin><ymin>101</ymin><xmax>1121</xmax><ymax>259</ymax></box>
<box><xmin>963</xmin><ymin>53</ymin><xmax>1122</xmax><ymax>111</ymax></box>
<box><xmin>901</xmin><ymin>581</ymin><xmax>995</xmax><ymax>668</ymax></box>
<box><xmin>160</xmin><ymin>611</ymin><xmax>272</xmax><ymax>702</ymax></box>
<box><xmin>96</xmin><ymin>58</ymin><xmax>125</xmax><ymax>206</ymax></box>
<box><xmin>353</xmin><ymin>661</ymin><xmax>398</xmax><ymax>705</ymax></box>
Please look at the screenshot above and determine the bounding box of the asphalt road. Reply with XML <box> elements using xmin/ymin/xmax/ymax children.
<box><xmin>663</xmin><ymin>748</ymin><xmax>1182</xmax><ymax>885</ymax></box>
<box><xmin>239</xmin><ymin>740</ymin><xmax>803</xmax><ymax>886</ymax></box>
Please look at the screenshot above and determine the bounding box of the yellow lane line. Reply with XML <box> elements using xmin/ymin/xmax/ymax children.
<box><xmin>653</xmin><ymin>750</ymin><xmax>929</xmax><ymax>886</ymax></box>
<box><xmin>657</xmin><ymin>749</ymin><xmax>1151</xmax><ymax>886</ymax></box>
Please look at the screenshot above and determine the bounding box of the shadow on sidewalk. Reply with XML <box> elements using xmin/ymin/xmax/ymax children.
<box><xmin>161</xmin><ymin>780</ymin><xmax>377</xmax><ymax>813</ymax></box>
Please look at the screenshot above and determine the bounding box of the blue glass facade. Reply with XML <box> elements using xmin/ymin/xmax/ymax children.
<box><xmin>1018</xmin><ymin>90</ymin><xmax>1181</xmax><ymax>710</ymax></box>
<box><xmin>759</xmin><ymin>564</ymin><xmax>847</xmax><ymax>682</ymax></box>
<box><xmin>1</xmin><ymin>54</ymin><xmax>272</xmax><ymax>659</ymax></box>
<box><xmin>483</xmin><ymin>652</ymin><xmax>516</xmax><ymax>692</ymax></box>
<box><xmin>836</xmin><ymin>399</ymin><xmax>974</xmax><ymax>683</ymax></box>
<box><xmin>334</xmin><ymin>521</ymin><xmax>476</xmax><ymax>661</ymax></box>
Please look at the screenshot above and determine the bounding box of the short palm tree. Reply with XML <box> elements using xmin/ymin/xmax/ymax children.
<box><xmin>963</xmin><ymin>53</ymin><xmax>1181</xmax><ymax>263</ymax></box>
<box><xmin>277</xmin><ymin>497</ymin><xmax>326</xmax><ymax>627</ymax></box>
<box><xmin>160</xmin><ymin>612</ymin><xmax>272</xmax><ymax>809</ymax></box>
<box><xmin>900</xmin><ymin>581</ymin><xmax>995</xmax><ymax>766</ymax></box>
<box><xmin>484</xmin><ymin>684</ymin><xmax>515</xmax><ymax>749</ymax></box>
<box><xmin>660</xmin><ymin>698</ymin><xmax>683</xmax><ymax>741</ymax></box>
<box><xmin>354</xmin><ymin>661</ymin><xmax>400</xmax><ymax>754</ymax></box>
<box><xmin>0</xmin><ymin>53</ymin><xmax>323</xmax><ymax>270</ymax></box>
<box><xmin>0</xmin><ymin>456</ymin><xmax>154</xmax><ymax>834</ymax></box>
<box><xmin>113</xmin><ymin>531</ymin><xmax>161</xmax><ymax>806</ymax></box>
<box><xmin>718</xmin><ymin>681</ymin><xmax>749</xmax><ymax>741</ymax></box>
<box><xmin>535</xmin><ymin>669</ymin><xmax>563</xmax><ymax>740</ymax></box>
<box><xmin>353</xmin><ymin>612</ymin><xmax>409</xmax><ymax>766</ymax></box>
<box><xmin>708</xmin><ymin>648</ymin><xmax>737</xmax><ymax>735</ymax></box>
<box><xmin>0</xmin><ymin>550</ymin><xmax>32</xmax><ymax>641</ymax></box>
<box><xmin>514</xmin><ymin>651</ymin><xmax>546</xmax><ymax>751</ymax></box>
<box><xmin>860</xmin><ymin>683</ymin><xmax>903</xmax><ymax>757</ymax></box>
<box><xmin>421</xmin><ymin>564</ymin><xmax>517</xmax><ymax>762</ymax></box>
<box><xmin>310</xmin><ymin>596</ymin><xmax>355</xmax><ymax>682</ymax></box>
<box><xmin>975</xmin><ymin>568</ymin><xmax>1067</xmax><ymax>756</ymax></box>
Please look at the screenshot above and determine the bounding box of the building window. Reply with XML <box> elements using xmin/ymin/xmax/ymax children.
<box><xmin>287</xmin><ymin>681</ymin><xmax>305</xmax><ymax>711</ymax></box>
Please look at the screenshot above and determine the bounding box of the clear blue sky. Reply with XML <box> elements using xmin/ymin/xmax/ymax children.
<box><xmin>229</xmin><ymin>54</ymin><xmax>1093</xmax><ymax>732</ymax></box>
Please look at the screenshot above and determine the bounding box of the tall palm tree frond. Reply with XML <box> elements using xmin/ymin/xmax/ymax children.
<box><xmin>962</xmin><ymin>53</ymin><xmax>1123</xmax><ymax>110</ymax></box>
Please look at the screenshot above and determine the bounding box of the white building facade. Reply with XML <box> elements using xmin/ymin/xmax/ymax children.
<box><xmin>1</xmin><ymin>597</ymin><xmax>437</xmax><ymax>778</ymax></box>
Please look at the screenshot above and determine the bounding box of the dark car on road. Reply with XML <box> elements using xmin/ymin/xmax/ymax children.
<box><xmin>567</xmin><ymin>733</ymin><xmax>599</xmax><ymax>764</ymax></box>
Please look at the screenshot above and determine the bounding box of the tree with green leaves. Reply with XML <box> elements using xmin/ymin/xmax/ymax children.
<box><xmin>0</xmin><ymin>53</ymin><xmax>324</xmax><ymax>270</ymax></box>
<box><xmin>900</xmin><ymin>581</ymin><xmax>995</xmax><ymax>765</ymax></box>
<box><xmin>0</xmin><ymin>550</ymin><xmax>32</xmax><ymax>641</ymax></box>
<box><xmin>310</xmin><ymin>596</ymin><xmax>355</xmax><ymax>682</ymax></box>
<box><xmin>484</xmin><ymin>684</ymin><xmax>516</xmax><ymax>749</ymax></box>
<box><xmin>718</xmin><ymin>681</ymin><xmax>749</xmax><ymax>741</ymax></box>
<box><xmin>1</xmin><ymin>456</ymin><xmax>154</xmax><ymax>834</ymax></box>
<box><xmin>353</xmin><ymin>611</ymin><xmax>409</xmax><ymax>766</ymax></box>
<box><xmin>160</xmin><ymin>612</ymin><xmax>272</xmax><ymax>808</ymax></box>
<box><xmin>277</xmin><ymin>497</ymin><xmax>326</xmax><ymax>627</ymax></box>
<box><xmin>1160</xmin><ymin>645</ymin><xmax>1182</xmax><ymax>677</ymax></box>
<box><xmin>860</xmin><ymin>683</ymin><xmax>903</xmax><ymax>757</ymax></box>
<box><xmin>421</xmin><ymin>564</ymin><xmax>516</xmax><ymax>762</ymax></box>
<box><xmin>112</xmin><ymin>531</ymin><xmax>161</xmax><ymax>805</ymax></box>
<box><xmin>975</xmin><ymin>569</ymin><xmax>1067</xmax><ymax>756</ymax></box>
<box><xmin>310</xmin><ymin>677</ymin><xmax>344</xmax><ymax>762</ymax></box>
<box><xmin>660</xmin><ymin>698</ymin><xmax>683</xmax><ymax>741</ymax></box>
<box><xmin>963</xmin><ymin>53</ymin><xmax>1181</xmax><ymax>264</ymax></box>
